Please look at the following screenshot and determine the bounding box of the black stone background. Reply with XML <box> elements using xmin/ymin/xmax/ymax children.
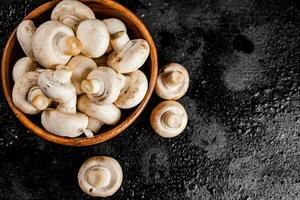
<box><xmin>0</xmin><ymin>0</ymin><xmax>300</xmax><ymax>199</ymax></box>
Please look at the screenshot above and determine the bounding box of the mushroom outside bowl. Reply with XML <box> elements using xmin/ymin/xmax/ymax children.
<box><xmin>1</xmin><ymin>0</ymin><xmax>158</xmax><ymax>146</ymax></box>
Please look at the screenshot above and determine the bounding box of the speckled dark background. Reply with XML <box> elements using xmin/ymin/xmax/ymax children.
<box><xmin>0</xmin><ymin>0</ymin><xmax>300</xmax><ymax>199</ymax></box>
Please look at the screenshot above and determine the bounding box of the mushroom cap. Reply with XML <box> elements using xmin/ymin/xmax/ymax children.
<box><xmin>17</xmin><ymin>20</ymin><xmax>36</xmax><ymax>60</ymax></box>
<box><xmin>77</xmin><ymin>19</ymin><xmax>110</xmax><ymax>58</ymax></box>
<box><xmin>41</xmin><ymin>109</ymin><xmax>88</xmax><ymax>137</ymax></box>
<box><xmin>51</xmin><ymin>0</ymin><xmax>95</xmax><ymax>31</ymax></box>
<box><xmin>115</xmin><ymin>70</ymin><xmax>148</xmax><ymax>109</ymax></box>
<box><xmin>107</xmin><ymin>39</ymin><xmax>150</xmax><ymax>73</ymax></box>
<box><xmin>82</xmin><ymin>67</ymin><xmax>123</xmax><ymax>105</ymax></box>
<box><xmin>150</xmin><ymin>101</ymin><xmax>188</xmax><ymax>138</ymax></box>
<box><xmin>155</xmin><ymin>63</ymin><xmax>189</xmax><ymax>100</ymax></box>
<box><xmin>87</xmin><ymin>117</ymin><xmax>104</xmax><ymax>133</ymax></box>
<box><xmin>32</xmin><ymin>21</ymin><xmax>80</xmax><ymax>68</ymax></box>
<box><xmin>103</xmin><ymin>18</ymin><xmax>127</xmax><ymax>34</ymax></box>
<box><xmin>12</xmin><ymin>71</ymin><xmax>40</xmax><ymax>115</ymax></box>
<box><xmin>77</xmin><ymin>95</ymin><xmax>121</xmax><ymax>125</ymax></box>
<box><xmin>67</xmin><ymin>55</ymin><xmax>97</xmax><ymax>95</ymax></box>
<box><xmin>38</xmin><ymin>68</ymin><xmax>76</xmax><ymax>103</ymax></box>
<box><xmin>12</xmin><ymin>57</ymin><xmax>38</xmax><ymax>82</ymax></box>
<box><xmin>78</xmin><ymin>156</ymin><xmax>123</xmax><ymax>197</ymax></box>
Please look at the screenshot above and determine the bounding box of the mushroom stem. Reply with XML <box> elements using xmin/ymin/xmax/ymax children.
<box><xmin>83</xmin><ymin>129</ymin><xmax>94</xmax><ymax>138</ymax></box>
<box><xmin>111</xmin><ymin>31</ymin><xmax>130</xmax><ymax>52</ymax></box>
<box><xmin>85</xmin><ymin>166</ymin><xmax>111</xmax><ymax>188</ymax></box>
<box><xmin>27</xmin><ymin>86</ymin><xmax>52</xmax><ymax>111</ymax></box>
<box><xmin>53</xmin><ymin>67</ymin><xmax>73</xmax><ymax>84</ymax></box>
<box><xmin>58</xmin><ymin>35</ymin><xmax>82</xmax><ymax>56</ymax></box>
<box><xmin>81</xmin><ymin>79</ymin><xmax>104</xmax><ymax>95</ymax></box>
<box><xmin>162</xmin><ymin>111</ymin><xmax>182</xmax><ymax>128</ymax></box>
<box><xmin>165</xmin><ymin>71</ymin><xmax>184</xmax><ymax>87</ymax></box>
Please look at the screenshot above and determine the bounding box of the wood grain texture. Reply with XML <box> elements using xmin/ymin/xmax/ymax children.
<box><xmin>1</xmin><ymin>0</ymin><xmax>158</xmax><ymax>146</ymax></box>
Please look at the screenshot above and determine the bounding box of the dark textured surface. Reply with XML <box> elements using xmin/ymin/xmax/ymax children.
<box><xmin>0</xmin><ymin>0</ymin><xmax>300</xmax><ymax>199</ymax></box>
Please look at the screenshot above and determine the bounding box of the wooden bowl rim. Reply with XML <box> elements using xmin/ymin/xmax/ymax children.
<box><xmin>1</xmin><ymin>0</ymin><xmax>158</xmax><ymax>146</ymax></box>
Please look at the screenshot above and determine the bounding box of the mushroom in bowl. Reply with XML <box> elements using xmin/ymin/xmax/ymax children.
<box><xmin>1</xmin><ymin>0</ymin><xmax>158</xmax><ymax>146</ymax></box>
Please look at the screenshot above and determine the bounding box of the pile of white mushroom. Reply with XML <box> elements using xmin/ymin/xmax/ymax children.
<box><xmin>12</xmin><ymin>0</ymin><xmax>190</xmax><ymax>197</ymax></box>
<box><xmin>12</xmin><ymin>0</ymin><xmax>150</xmax><ymax>138</ymax></box>
<box><xmin>151</xmin><ymin>63</ymin><xmax>189</xmax><ymax>138</ymax></box>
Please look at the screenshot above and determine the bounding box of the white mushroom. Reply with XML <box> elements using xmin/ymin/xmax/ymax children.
<box><xmin>155</xmin><ymin>63</ymin><xmax>189</xmax><ymax>100</ymax></box>
<box><xmin>150</xmin><ymin>101</ymin><xmax>188</xmax><ymax>138</ymax></box>
<box><xmin>88</xmin><ymin>117</ymin><xmax>104</xmax><ymax>133</ymax></box>
<box><xmin>107</xmin><ymin>39</ymin><xmax>150</xmax><ymax>73</ymax></box>
<box><xmin>67</xmin><ymin>55</ymin><xmax>97</xmax><ymax>95</ymax></box>
<box><xmin>81</xmin><ymin>67</ymin><xmax>123</xmax><ymax>105</ymax></box>
<box><xmin>12</xmin><ymin>57</ymin><xmax>38</xmax><ymax>82</ymax></box>
<box><xmin>76</xmin><ymin>19</ymin><xmax>110</xmax><ymax>58</ymax></box>
<box><xmin>32</xmin><ymin>21</ymin><xmax>82</xmax><ymax>69</ymax></box>
<box><xmin>41</xmin><ymin>109</ymin><xmax>91</xmax><ymax>138</ymax></box>
<box><xmin>77</xmin><ymin>95</ymin><xmax>121</xmax><ymax>125</ymax></box>
<box><xmin>51</xmin><ymin>0</ymin><xmax>95</xmax><ymax>31</ymax></box>
<box><xmin>110</xmin><ymin>31</ymin><xmax>130</xmax><ymax>53</ymax></box>
<box><xmin>38</xmin><ymin>66</ymin><xmax>76</xmax><ymax>104</ymax></box>
<box><xmin>12</xmin><ymin>71</ymin><xmax>52</xmax><ymax>115</ymax></box>
<box><xmin>41</xmin><ymin>92</ymin><xmax>94</xmax><ymax>138</ymax></box>
<box><xmin>103</xmin><ymin>18</ymin><xmax>127</xmax><ymax>35</ymax></box>
<box><xmin>38</xmin><ymin>66</ymin><xmax>94</xmax><ymax>138</ymax></box>
<box><xmin>103</xmin><ymin>18</ymin><xmax>127</xmax><ymax>54</ymax></box>
<box><xmin>115</xmin><ymin>70</ymin><xmax>148</xmax><ymax>109</ymax></box>
<box><xmin>17</xmin><ymin>20</ymin><xmax>36</xmax><ymax>60</ymax></box>
<box><xmin>78</xmin><ymin>156</ymin><xmax>123</xmax><ymax>197</ymax></box>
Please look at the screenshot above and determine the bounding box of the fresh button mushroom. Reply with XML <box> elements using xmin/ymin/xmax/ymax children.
<box><xmin>78</xmin><ymin>156</ymin><xmax>123</xmax><ymax>197</ymax></box>
<box><xmin>41</xmin><ymin>109</ymin><xmax>92</xmax><ymax>138</ymax></box>
<box><xmin>103</xmin><ymin>18</ymin><xmax>127</xmax><ymax>53</ymax></box>
<box><xmin>32</xmin><ymin>21</ymin><xmax>82</xmax><ymax>69</ymax></box>
<box><xmin>150</xmin><ymin>101</ymin><xmax>188</xmax><ymax>138</ymax></box>
<box><xmin>115</xmin><ymin>70</ymin><xmax>148</xmax><ymax>109</ymax></box>
<box><xmin>17</xmin><ymin>20</ymin><xmax>36</xmax><ymax>60</ymax></box>
<box><xmin>12</xmin><ymin>71</ymin><xmax>52</xmax><ymax>115</ymax></box>
<box><xmin>12</xmin><ymin>57</ymin><xmax>38</xmax><ymax>82</ymax></box>
<box><xmin>107</xmin><ymin>39</ymin><xmax>150</xmax><ymax>74</ymax></box>
<box><xmin>38</xmin><ymin>66</ymin><xmax>76</xmax><ymax>110</ymax></box>
<box><xmin>78</xmin><ymin>95</ymin><xmax>121</xmax><ymax>126</ymax></box>
<box><xmin>76</xmin><ymin>19</ymin><xmax>110</xmax><ymax>58</ymax></box>
<box><xmin>51</xmin><ymin>0</ymin><xmax>95</xmax><ymax>31</ymax></box>
<box><xmin>81</xmin><ymin>67</ymin><xmax>123</xmax><ymax>105</ymax></box>
<box><xmin>39</xmin><ymin>66</ymin><xmax>93</xmax><ymax>138</ymax></box>
<box><xmin>67</xmin><ymin>55</ymin><xmax>97</xmax><ymax>95</ymax></box>
<box><xmin>155</xmin><ymin>63</ymin><xmax>189</xmax><ymax>100</ymax></box>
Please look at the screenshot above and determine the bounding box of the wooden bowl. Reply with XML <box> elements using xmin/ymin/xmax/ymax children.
<box><xmin>1</xmin><ymin>0</ymin><xmax>158</xmax><ymax>146</ymax></box>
